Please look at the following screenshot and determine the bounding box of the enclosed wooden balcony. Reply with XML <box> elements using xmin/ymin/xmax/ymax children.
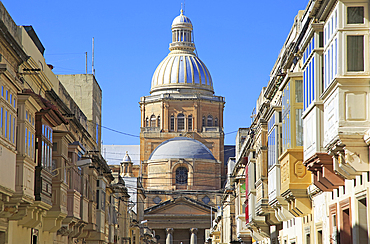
<box><xmin>323</xmin><ymin>81</ymin><xmax>370</xmax><ymax>179</ymax></box>
<box><xmin>304</xmin><ymin>152</ymin><xmax>344</xmax><ymax>191</ymax></box>
<box><xmin>280</xmin><ymin>148</ymin><xmax>312</xmax><ymax>217</ymax></box>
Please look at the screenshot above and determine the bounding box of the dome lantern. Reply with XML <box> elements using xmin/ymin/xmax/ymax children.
<box><xmin>169</xmin><ymin>9</ymin><xmax>195</xmax><ymax>52</ymax></box>
<box><xmin>120</xmin><ymin>151</ymin><xmax>133</xmax><ymax>177</ymax></box>
<box><xmin>150</xmin><ymin>10</ymin><xmax>214</xmax><ymax>95</ymax></box>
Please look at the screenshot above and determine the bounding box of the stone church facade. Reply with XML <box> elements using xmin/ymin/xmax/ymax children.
<box><xmin>140</xmin><ymin>10</ymin><xmax>225</xmax><ymax>244</ymax></box>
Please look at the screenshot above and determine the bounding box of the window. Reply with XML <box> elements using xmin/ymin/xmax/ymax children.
<box><xmin>96</xmin><ymin>180</ymin><xmax>106</xmax><ymax>210</ymax></box>
<box><xmin>150</xmin><ymin>115</ymin><xmax>156</xmax><ymax>127</ymax></box>
<box><xmin>28</xmin><ymin>130</ymin><xmax>31</xmax><ymax>156</ymax></box>
<box><xmin>0</xmin><ymin>107</ymin><xmax>2</xmax><ymax>135</ymax></box>
<box><xmin>268</xmin><ymin>113</ymin><xmax>278</xmax><ymax>169</ymax></box>
<box><xmin>303</xmin><ymin>36</ymin><xmax>317</xmax><ymax>109</ymax></box>
<box><xmin>331</xmin><ymin>213</ymin><xmax>339</xmax><ymax>243</ymax></box>
<box><xmin>268</xmin><ymin>127</ymin><xmax>276</xmax><ymax>169</ymax></box>
<box><xmin>175</xmin><ymin>167</ymin><xmax>188</xmax><ymax>185</ymax></box>
<box><xmin>145</xmin><ymin>117</ymin><xmax>149</xmax><ymax>127</ymax></box>
<box><xmin>8</xmin><ymin>114</ymin><xmax>11</xmax><ymax>140</ymax></box>
<box><xmin>4</xmin><ymin>110</ymin><xmax>7</xmax><ymax>138</ymax></box>
<box><xmin>25</xmin><ymin>128</ymin><xmax>28</xmax><ymax>155</ymax></box>
<box><xmin>31</xmin><ymin>229</ymin><xmax>38</xmax><ymax>244</ymax></box>
<box><xmin>188</xmin><ymin>115</ymin><xmax>192</xmax><ymax>131</ymax></box>
<box><xmin>317</xmin><ymin>230</ymin><xmax>322</xmax><ymax>244</ymax></box>
<box><xmin>357</xmin><ymin>198</ymin><xmax>368</xmax><ymax>242</ymax></box>
<box><xmin>31</xmin><ymin>134</ymin><xmax>34</xmax><ymax>158</ymax></box>
<box><xmin>207</xmin><ymin>115</ymin><xmax>213</xmax><ymax>126</ymax></box>
<box><xmin>296</xmin><ymin>109</ymin><xmax>303</xmax><ymax>146</ymax></box>
<box><xmin>295</xmin><ymin>80</ymin><xmax>303</xmax><ymax>103</ymax></box>
<box><xmin>341</xmin><ymin>208</ymin><xmax>351</xmax><ymax>243</ymax></box>
<box><xmin>157</xmin><ymin>116</ymin><xmax>160</xmax><ymax>127</ymax></box>
<box><xmin>38</xmin><ymin>124</ymin><xmax>53</xmax><ymax>171</ymax></box>
<box><xmin>177</xmin><ymin>113</ymin><xmax>185</xmax><ymax>131</ymax></box>
<box><xmin>323</xmin><ymin>36</ymin><xmax>338</xmax><ymax>90</ymax></box>
<box><xmin>319</xmin><ymin>32</ymin><xmax>324</xmax><ymax>48</ymax></box>
<box><xmin>347</xmin><ymin>35</ymin><xmax>364</xmax><ymax>72</ymax></box>
<box><xmin>170</xmin><ymin>115</ymin><xmax>174</xmax><ymax>131</ymax></box>
<box><xmin>215</xmin><ymin>118</ymin><xmax>218</xmax><ymax>127</ymax></box>
<box><xmin>202</xmin><ymin>116</ymin><xmax>205</xmax><ymax>127</ymax></box>
<box><xmin>347</xmin><ymin>7</ymin><xmax>364</xmax><ymax>24</ymax></box>
<box><xmin>282</xmin><ymin>84</ymin><xmax>291</xmax><ymax>151</ymax></box>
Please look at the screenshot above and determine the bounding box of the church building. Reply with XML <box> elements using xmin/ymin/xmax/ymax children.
<box><xmin>139</xmin><ymin>10</ymin><xmax>226</xmax><ymax>244</ymax></box>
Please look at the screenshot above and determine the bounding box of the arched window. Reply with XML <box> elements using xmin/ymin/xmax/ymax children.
<box><xmin>157</xmin><ymin>116</ymin><xmax>161</xmax><ymax>128</ymax></box>
<box><xmin>202</xmin><ymin>116</ymin><xmax>205</xmax><ymax>127</ymax></box>
<box><xmin>175</xmin><ymin>167</ymin><xmax>188</xmax><ymax>185</ymax></box>
<box><xmin>215</xmin><ymin>118</ymin><xmax>218</xmax><ymax>127</ymax></box>
<box><xmin>177</xmin><ymin>113</ymin><xmax>185</xmax><ymax>131</ymax></box>
<box><xmin>145</xmin><ymin>117</ymin><xmax>149</xmax><ymax>127</ymax></box>
<box><xmin>188</xmin><ymin>115</ymin><xmax>193</xmax><ymax>131</ymax></box>
<box><xmin>150</xmin><ymin>115</ymin><xmax>156</xmax><ymax>127</ymax></box>
<box><xmin>170</xmin><ymin>115</ymin><xmax>174</xmax><ymax>131</ymax></box>
<box><xmin>207</xmin><ymin>115</ymin><xmax>213</xmax><ymax>126</ymax></box>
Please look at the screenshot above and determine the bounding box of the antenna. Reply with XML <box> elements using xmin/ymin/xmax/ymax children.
<box><xmin>85</xmin><ymin>52</ymin><xmax>88</xmax><ymax>74</ymax></box>
<box><xmin>92</xmin><ymin>37</ymin><xmax>95</xmax><ymax>76</ymax></box>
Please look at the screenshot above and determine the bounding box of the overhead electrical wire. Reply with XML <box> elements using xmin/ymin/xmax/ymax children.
<box><xmin>101</xmin><ymin>124</ymin><xmax>140</xmax><ymax>138</ymax></box>
<box><xmin>100</xmin><ymin>124</ymin><xmax>238</xmax><ymax>139</ymax></box>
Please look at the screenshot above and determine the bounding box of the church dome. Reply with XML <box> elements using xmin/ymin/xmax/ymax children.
<box><xmin>150</xmin><ymin>10</ymin><xmax>213</xmax><ymax>95</ymax></box>
<box><xmin>149</xmin><ymin>137</ymin><xmax>215</xmax><ymax>160</ymax></box>
<box><xmin>151</xmin><ymin>54</ymin><xmax>213</xmax><ymax>93</ymax></box>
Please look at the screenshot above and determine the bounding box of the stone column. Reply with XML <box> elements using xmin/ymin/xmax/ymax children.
<box><xmin>166</xmin><ymin>228</ymin><xmax>173</xmax><ymax>244</ymax></box>
<box><xmin>190</xmin><ymin>228</ymin><xmax>198</xmax><ymax>244</ymax></box>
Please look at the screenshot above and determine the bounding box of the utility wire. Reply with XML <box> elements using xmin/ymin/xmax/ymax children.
<box><xmin>100</xmin><ymin>124</ymin><xmax>238</xmax><ymax>139</ymax></box>
<box><xmin>101</xmin><ymin>125</ymin><xmax>140</xmax><ymax>138</ymax></box>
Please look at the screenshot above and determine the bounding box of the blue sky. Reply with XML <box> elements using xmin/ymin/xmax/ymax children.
<box><xmin>3</xmin><ymin>0</ymin><xmax>308</xmax><ymax>145</ymax></box>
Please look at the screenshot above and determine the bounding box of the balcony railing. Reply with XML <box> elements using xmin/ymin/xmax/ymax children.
<box><xmin>141</xmin><ymin>127</ymin><xmax>160</xmax><ymax>133</ymax></box>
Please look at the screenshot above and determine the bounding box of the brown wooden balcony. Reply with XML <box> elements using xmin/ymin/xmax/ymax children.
<box><xmin>304</xmin><ymin>153</ymin><xmax>344</xmax><ymax>192</ymax></box>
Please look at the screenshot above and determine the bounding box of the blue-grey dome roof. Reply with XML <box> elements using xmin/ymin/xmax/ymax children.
<box><xmin>149</xmin><ymin>137</ymin><xmax>215</xmax><ymax>160</ymax></box>
<box><xmin>122</xmin><ymin>151</ymin><xmax>131</xmax><ymax>163</ymax></box>
<box><xmin>151</xmin><ymin>54</ymin><xmax>213</xmax><ymax>91</ymax></box>
<box><xmin>172</xmin><ymin>11</ymin><xmax>192</xmax><ymax>26</ymax></box>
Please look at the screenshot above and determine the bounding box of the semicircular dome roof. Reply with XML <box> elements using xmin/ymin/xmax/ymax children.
<box><xmin>121</xmin><ymin>151</ymin><xmax>131</xmax><ymax>163</ymax></box>
<box><xmin>172</xmin><ymin>13</ymin><xmax>192</xmax><ymax>26</ymax></box>
<box><xmin>149</xmin><ymin>137</ymin><xmax>215</xmax><ymax>160</ymax></box>
<box><xmin>151</xmin><ymin>53</ymin><xmax>213</xmax><ymax>93</ymax></box>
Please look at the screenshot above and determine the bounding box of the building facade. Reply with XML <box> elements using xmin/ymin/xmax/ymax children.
<box><xmin>214</xmin><ymin>0</ymin><xmax>370</xmax><ymax>244</ymax></box>
<box><xmin>0</xmin><ymin>3</ymin><xmax>130</xmax><ymax>244</ymax></box>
